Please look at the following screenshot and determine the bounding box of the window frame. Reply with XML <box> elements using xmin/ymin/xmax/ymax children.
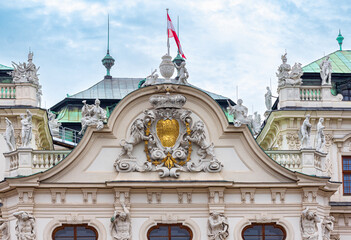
<box><xmin>147</xmin><ymin>223</ymin><xmax>193</xmax><ymax>240</ymax></box>
<box><xmin>343</xmin><ymin>156</ymin><xmax>351</xmax><ymax>195</ymax></box>
<box><xmin>52</xmin><ymin>224</ymin><xmax>98</xmax><ymax>240</ymax></box>
<box><xmin>241</xmin><ymin>223</ymin><xmax>286</xmax><ymax>240</ymax></box>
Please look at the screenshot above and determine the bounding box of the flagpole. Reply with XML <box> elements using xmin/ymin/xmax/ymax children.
<box><xmin>166</xmin><ymin>8</ymin><xmax>170</xmax><ymax>56</ymax></box>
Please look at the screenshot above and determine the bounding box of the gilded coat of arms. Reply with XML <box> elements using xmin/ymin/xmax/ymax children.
<box><xmin>115</xmin><ymin>93</ymin><xmax>222</xmax><ymax>178</ymax></box>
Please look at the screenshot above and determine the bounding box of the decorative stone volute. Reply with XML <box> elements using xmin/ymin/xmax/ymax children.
<box><xmin>159</xmin><ymin>54</ymin><xmax>175</xmax><ymax>82</ymax></box>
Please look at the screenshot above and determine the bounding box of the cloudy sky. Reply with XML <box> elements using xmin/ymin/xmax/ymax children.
<box><xmin>0</xmin><ymin>0</ymin><xmax>350</xmax><ymax>115</ymax></box>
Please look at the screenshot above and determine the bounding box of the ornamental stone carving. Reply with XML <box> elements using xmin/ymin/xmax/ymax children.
<box><xmin>4</xmin><ymin>117</ymin><xmax>16</xmax><ymax>151</ymax></box>
<box><xmin>208</xmin><ymin>211</ymin><xmax>229</xmax><ymax>240</ymax></box>
<box><xmin>110</xmin><ymin>203</ymin><xmax>131</xmax><ymax>240</ymax></box>
<box><xmin>277</xmin><ymin>53</ymin><xmax>303</xmax><ymax>87</ymax></box>
<box><xmin>14</xmin><ymin>211</ymin><xmax>36</xmax><ymax>240</ymax></box>
<box><xmin>114</xmin><ymin>92</ymin><xmax>223</xmax><ymax>178</ymax></box>
<box><xmin>0</xmin><ymin>220</ymin><xmax>10</xmax><ymax>240</ymax></box>
<box><xmin>316</xmin><ymin>118</ymin><xmax>326</xmax><ymax>152</ymax></box>
<box><xmin>322</xmin><ymin>216</ymin><xmax>335</xmax><ymax>240</ymax></box>
<box><xmin>8</xmin><ymin>52</ymin><xmax>40</xmax><ymax>85</ymax></box>
<box><xmin>287</xmin><ymin>132</ymin><xmax>300</xmax><ymax>150</ymax></box>
<box><xmin>48</xmin><ymin>110</ymin><xmax>61</xmax><ymax>137</ymax></box>
<box><xmin>20</xmin><ymin>110</ymin><xmax>33</xmax><ymax>148</ymax></box>
<box><xmin>299</xmin><ymin>115</ymin><xmax>312</xmax><ymax>149</ymax></box>
<box><xmin>79</xmin><ymin>99</ymin><xmax>107</xmax><ymax>135</ymax></box>
<box><xmin>320</xmin><ymin>56</ymin><xmax>332</xmax><ymax>85</ymax></box>
<box><xmin>227</xmin><ymin>99</ymin><xmax>251</xmax><ymax>127</ymax></box>
<box><xmin>301</xmin><ymin>208</ymin><xmax>320</xmax><ymax>240</ymax></box>
<box><xmin>159</xmin><ymin>54</ymin><xmax>175</xmax><ymax>82</ymax></box>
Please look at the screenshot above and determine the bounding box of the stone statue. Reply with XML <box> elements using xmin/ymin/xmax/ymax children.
<box><xmin>4</xmin><ymin>117</ymin><xmax>16</xmax><ymax>151</ymax></box>
<box><xmin>251</xmin><ymin>112</ymin><xmax>262</xmax><ymax>136</ymax></box>
<box><xmin>227</xmin><ymin>99</ymin><xmax>250</xmax><ymax>126</ymax></box>
<box><xmin>286</xmin><ymin>62</ymin><xmax>303</xmax><ymax>86</ymax></box>
<box><xmin>8</xmin><ymin>52</ymin><xmax>40</xmax><ymax>84</ymax></box>
<box><xmin>20</xmin><ymin>110</ymin><xmax>32</xmax><ymax>148</ymax></box>
<box><xmin>13</xmin><ymin>211</ymin><xmax>36</xmax><ymax>240</ymax></box>
<box><xmin>0</xmin><ymin>220</ymin><xmax>10</xmax><ymax>240</ymax></box>
<box><xmin>174</xmin><ymin>61</ymin><xmax>189</xmax><ymax>84</ymax></box>
<box><xmin>208</xmin><ymin>211</ymin><xmax>229</xmax><ymax>240</ymax></box>
<box><xmin>79</xmin><ymin>99</ymin><xmax>107</xmax><ymax>135</ymax></box>
<box><xmin>36</xmin><ymin>85</ymin><xmax>42</xmax><ymax>107</ymax></box>
<box><xmin>316</xmin><ymin>118</ymin><xmax>326</xmax><ymax>152</ymax></box>
<box><xmin>110</xmin><ymin>203</ymin><xmax>131</xmax><ymax>240</ymax></box>
<box><xmin>276</xmin><ymin>53</ymin><xmax>291</xmax><ymax>87</ymax></box>
<box><xmin>265</xmin><ymin>86</ymin><xmax>272</xmax><ymax>111</ymax></box>
<box><xmin>116</xmin><ymin>118</ymin><xmax>151</xmax><ymax>160</ymax></box>
<box><xmin>320</xmin><ymin>56</ymin><xmax>332</xmax><ymax>85</ymax></box>
<box><xmin>142</xmin><ymin>69</ymin><xmax>159</xmax><ymax>87</ymax></box>
<box><xmin>299</xmin><ymin>114</ymin><xmax>312</xmax><ymax>149</ymax></box>
<box><xmin>301</xmin><ymin>208</ymin><xmax>320</xmax><ymax>240</ymax></box>
<box><xmin>48</xmin><ymin>110</ymin><xmax>61</xmax><ymax>136</ymax></box>
<box><xmin>322</xmin><ymin>216</ymin><xmax>335</xmax><ymax>240</ymax></box>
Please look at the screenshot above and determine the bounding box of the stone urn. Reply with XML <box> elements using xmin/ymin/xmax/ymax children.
<box><xmin>159</xmin><ymin>54</ymin><xmax>175</xmax><ymax>82</ymax></box>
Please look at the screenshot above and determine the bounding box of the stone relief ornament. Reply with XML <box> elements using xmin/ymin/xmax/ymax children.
<box><xmin>110</xmin><ymin>203</ymin><xmax>131</xmax><ymax>240</ymax></box>
<box><xmin>207</xmin><ymin>211</ymin><xmax>229</xmax><ymax>240</ymax></box>
<box><xmin>276</xmin><ymin>53</ymin><xmax>303</xmax><ymax>87</ymax></box>
<box><xmin>322</xmin><ymin>216</ymin><xmax>335</xmax><ymax>240</ymax></box>
<box><xmin>299</xmin><ymin>114</ymin><xmax>312</xmax><ymax>149</ymax></box>
<box><xmin>0</xmin><ymin>220</ymin><xmax>10</xmax><ymax>240</ymax></box>
<box><xmin>48</xmin><ymin>110</ymin><xmax>61</xmax><ymax>137</ymax></box>
<box><xmin>301</xmin><ymin>207</ymin><xmax>320</xmax><ymax>240</ymax></box>
<box><xmin>141</xmin><ymin>69</ymin><xmax>159</xmax><ymax>87</ymax></box>
<box><xmin>8</xmin><ymin>52</ymin><xmax>40</xmax><ymax>85</ymax></box>
<box><xmin>320</xmin><ymin>56</ymin><xmax>332</xmax><ymax>85</ymax></box>
<box><xmin>174</xmin><ymin>61</ymin><xmax>189</xmax><ymax>84</ymax></box>
<box><xmin>79</xmin><ymin>99</ymin><xmax>107</xmax><ymax>135</ymax></box>
<box><xmin>13</xmin><ymin>211</ymin><xmax>36</xmax><ymax>240</ymax></box>
<box><xmin>114</xmin><ymin>93</ymin><xmax>223</xmax><ymax>178</ymax></box>
<box><xmin>316</xmin><ymin>118</ymin><xmax>326</xmax><ymax>152</ymax></box>
<box><xmin>4</xmin><ymin>117</ymin><xmax>16</xmax><ymax>151</ymax></box>
<box><xmin>20</xmin><ymin>110</ymin><xmax>32</xmax><ymax>148</ymax></box>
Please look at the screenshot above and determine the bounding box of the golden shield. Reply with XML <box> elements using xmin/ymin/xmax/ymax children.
<box><xmin>156</xmin><ymin>119</ymin><xmax>180</xmax><ymax>147</ymax></box>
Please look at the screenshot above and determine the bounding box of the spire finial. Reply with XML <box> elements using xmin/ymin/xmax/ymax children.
<box><xmin>102</xmin><ymin>14</ymin><xmax>115</xmax><ymax>78</ymax></box>
<box><xmin>337</xmin><ymin>29</ymin><xmax>344</xmax><ymax>51</ymax></box>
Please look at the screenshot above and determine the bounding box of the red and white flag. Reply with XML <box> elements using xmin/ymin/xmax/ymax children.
<box><xmin>167</xmin><ymin>13</ymin><xmax>186</xmax><ymax>59</ymax></box>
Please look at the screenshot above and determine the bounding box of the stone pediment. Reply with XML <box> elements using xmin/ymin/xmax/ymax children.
<box><xmin>27</xmin><ymin>84</ymin><xmax>305</xmax><ymax>184</ymax></box>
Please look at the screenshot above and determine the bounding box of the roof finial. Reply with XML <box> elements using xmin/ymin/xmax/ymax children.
<box><xmin>337</xmin><ymin>29</ymin><xmax>344</xmax><ymax>51</ymax></box>
<box><xmin>101</xmin><ymin>14</ymin><xmax>115</xmax><ymax>79</ymax></box>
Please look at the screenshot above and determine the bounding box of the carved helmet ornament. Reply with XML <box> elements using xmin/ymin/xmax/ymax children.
<box><xmin>115</xmin><ymin>92</ymin><xmax>223</xmax><ymax>178</ymax></box>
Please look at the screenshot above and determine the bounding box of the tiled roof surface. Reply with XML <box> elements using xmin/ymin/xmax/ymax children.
<box><xmin>303</xmin><ymin>50</ymin><xmax>351</xmax><ymax>73</ymax></box>
<box><xmin>0</xmin><ymin>64</ymin><xmax>13</xmax><ymax>70</ymax></box>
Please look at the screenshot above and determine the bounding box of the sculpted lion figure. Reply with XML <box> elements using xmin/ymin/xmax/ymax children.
<box><xmin>187</xmin><ymin>120</ymin><xmax>215</xmax><ymax>160</ymax></box>
<box><xmin>117</xmin><ymin>118</ymin><xmax>151</xmax><ymax>160</ymax></box>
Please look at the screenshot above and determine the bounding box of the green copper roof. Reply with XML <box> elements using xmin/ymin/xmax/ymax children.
<box><xmin>0</xmin><ymin>64</ymin><xmax>13</xmax><ymax>70</ymax></box>
<box><xmin>303</xmin><ymin>50</ymin><xmax>351</xmax><ymax>73</ymax></box>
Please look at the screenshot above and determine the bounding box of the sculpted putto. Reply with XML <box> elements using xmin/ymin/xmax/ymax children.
<box><xmin>116</xmin><ymin>118</ymin><xmax>151</xmax><ymax>160</ymax></box>
<box><xmin>299</xmin><ymin>114</ymin><xmax>312</xmax><ymax>149</ymax></box>
<box><xmin>188</xmin><ymin>120</ymin><xmax>215</xmax><ymax>160</ymax></box>
<box><xmin>322</xmin><ymin>216</ymin><xmax>335</xmax><ymax>240</ymax></box>
<box><xmin>20</xmin><ymin>110</ymin><xmax>32</xmax><ymax>148</ymax></box>
<box><xmin>79</xmin><ymin>99</ymin><xmax>107</xmax><ymax>135</ymax></box>
<box><xmin>301</xmin><ymin>208</ymin><xmax>320</xmax><ymax>240</ymax></box>
<box><xmin>208</xmin><ymin>211</ymin><xmax>229</xmax><ymax>240</ymax></box>
<box><xmin>13</xmin><ymin>211</ymin><xmax>36</xmax><ymax>240</ymax></box>
<box><xmin>4</xmin><ymin>117</ymin><xmax>16</xmax><ymax>151</ymax></box>
<box><xmin>110</xmin><ymin>203</ymin><xmax>131</xmax><ymax>240</ymax></box>
<box><xmin>174</xmin><ymin>61</ymin><xmax>189</xmax><ymax>84</ymax></box>
<box><xmin>320</xmin><ymin>56</ymin><xmax>332</xmax><ymax>85</ymax></box>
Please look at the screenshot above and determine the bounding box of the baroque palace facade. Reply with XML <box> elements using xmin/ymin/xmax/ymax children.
<box><xmin>0</xmin><ymin>37</ymin><xmax>348</xmax><ymax>240</ymax></box>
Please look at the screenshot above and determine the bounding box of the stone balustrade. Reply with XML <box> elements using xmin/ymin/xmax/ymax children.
<box><xmin>4</xmin><ymin>148</ymin><xmax>71</xmax><ymax>177</ymax></box>
<box><xmin>0</xmin><ymin>84</ymin><xmax>16</xmax><ymax>99</ymax></box>
<box><xmin>266</xmin><ymin>149</ymin><xmax>327</xmax><ymax>176</ymax></box>
<box><xmin>300</xmin><ymin>86</ymin><xmax>322</xmax><ymax>101</ymax></box>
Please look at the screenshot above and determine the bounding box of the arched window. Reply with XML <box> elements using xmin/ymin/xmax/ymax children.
<box><xmin>52</xmin><ymin>224</ymin><xmax>98</xmax><ymax>240</ymax></box>
<box><xmin>147</xmin><ymin>224</ymin><xmax>192</xmax><ymax>240</ymax></box>
<box><xmin>242</xmin><ymin>223</ymin><xmax>286</xmax><ymax>240</ymax></box>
